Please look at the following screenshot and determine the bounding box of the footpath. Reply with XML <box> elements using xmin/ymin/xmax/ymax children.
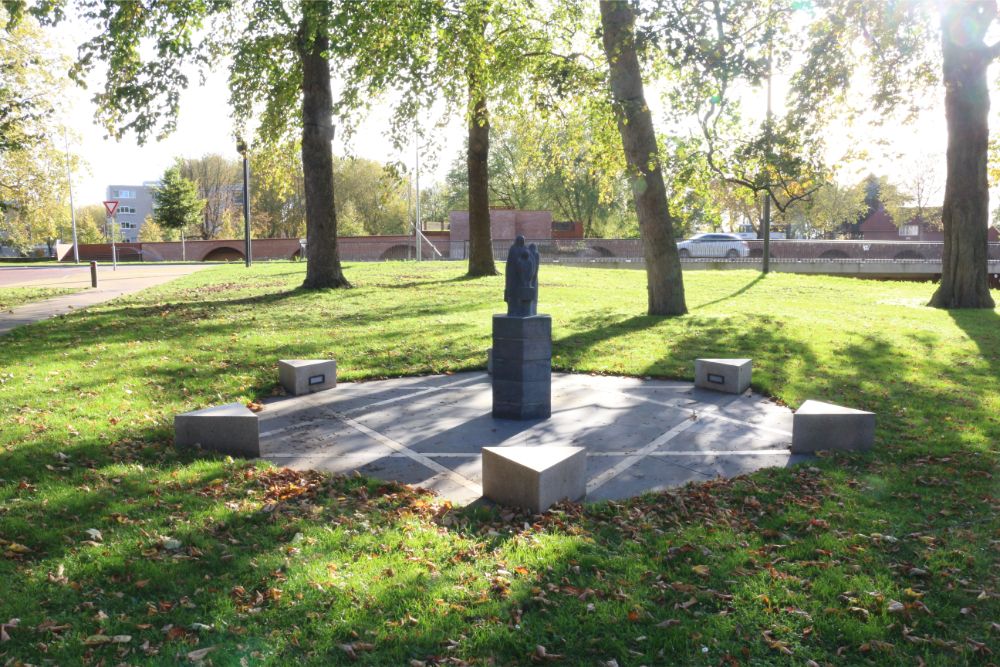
<box><xmin>0</xmin><ymin>264</ymin><xmax>208</xmax><ymax>335</ymax></box>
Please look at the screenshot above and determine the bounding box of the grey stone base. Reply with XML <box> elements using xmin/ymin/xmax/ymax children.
<box><xmin>175</xmin><ymin>403</ymin><xmax>260</xmax><ymax>457</ymax></box>
<box><xmin>492</xmin><ymin>315</ymin><xmax>551</xmax><ymax>420</ymax></box>
<box><xmin>791</xmin><ymin>400</ymin><xmax>874</xmax><ymax>453</ymax></box>
<box><xmin>482</xmin><ymin>446</ymin><xmax>586</xmax><ymax>513</ymax></box>
<box><xmin>695</xmin><ymin>358</ymin><xmax>751</xmax><ymax>394</ymax></box>
<box><xmin>279</xmin><ymin>359</ymin><xmax>337</xmax><ymax>395</ymax></box>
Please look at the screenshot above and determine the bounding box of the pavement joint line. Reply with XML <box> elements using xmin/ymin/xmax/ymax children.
<box><xmin>258</xmin><ymin>374</ymin><xmax>485</xmax><ymax>433</ymax></box>
<box><xmin>330</xmin><ymin>410</ymin><xmax>482</xmax><ymax>494</ymax></box>
<box><xmin>341</xmin><ymin>373</ymin><xmax>484</xmax><ymax>415</ymax></box>
<box><xmin>625</xmin><ymin>392</ymin><xmax>793</xmax><ymax>438</ymax></box>
<box><xmin>585</xmin><ymin>393</ymin><xmax>749</xmax><ymax>494</ymax></box>
<box><xmin>585</xmin><ymin>416</ymin><xmax>699</xmax><ymax>494</ymax></box>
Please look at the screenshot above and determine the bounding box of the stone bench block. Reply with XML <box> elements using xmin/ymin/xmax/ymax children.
<box><xmin>482</xmin><ymin>446</ymin><xmax>586</xmax><ymax>513</ymax></box>
<box><xmin>279</xmin><ymin>359</ymin><xmax>337</xmax><ymax>395</ymax></box>
<box><xmin>791</xmin><ymin>400</ymin><xmax>875</xmax><ymax>453</ymax></box>
<box><xmin>175</xmin><ymin>403</ymin><xmax>259</xmax><ymax>457</ymax></box>
<box><xmin>695</xmin><ymin>358</ymin><xmax>752</xmax><ymax>394</ymax></box>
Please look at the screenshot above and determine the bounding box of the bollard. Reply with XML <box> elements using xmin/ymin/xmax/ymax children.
<box><xmin>90</xmin><ymin>261</ymin><xmax>98</xmax><ymax>288</ymax></box>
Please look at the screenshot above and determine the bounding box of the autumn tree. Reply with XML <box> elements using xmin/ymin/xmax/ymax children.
<box><xmin>176</xmin><ymin>154</ymin><xmax>242</xmax><ymax>240</ymax></box>
<box><xmin>601</xmin><ymin>0</ymin><xmax>687</xmax><ymax>315</ymax></box>
<box><xmin>332</xmin><ymin>0</ymin><xmax>587</xmax><ymax>277</ymax></box>
<box><xmin>250</xmin><ymin>139</ymin><xmax>306</xmax><ymax>240</ymax></box>
<box><xmin>793</xmin><ymin>1</ymin><xmax>996</xmax><ymax>308</ymax></box>
<box><xmin>14</xmin><ymin>0</ymin><xmax>352</xmax><ymax>287</ymax></box>
<box><xmin>0</xmin><ymin>6</ymin><xmax>49</xmax><ymax>164</ymax></box>
<box><xmin>0</xmin><ymin>8</ymin><xmax>82</xmax><ymax>254</ymax></box>
<box><xmin>73</xmin><ymin>205</ymin><xmax>106</xmax><ymax>243</ymax></box>
<box><xmin>333</xmin><ymin>157</ymin><xmax>409</xmax><ymax>236</ymax></box>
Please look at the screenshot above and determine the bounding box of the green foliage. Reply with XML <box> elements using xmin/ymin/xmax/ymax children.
<box><xmin>250</xmin><ymin>139</ymin><xmax>304</xmax><ymax>239</ymax></box>
<box><xmin>439</xmin><ymin>101</ymin><xmax>637</xmax><ymax>238</ymax></box>
<box><xmin>779</xmin><ymin>180</ymin><xmax>867</xmax><ymax>237</ymax></box>
<box><xmin>176</xmin><ymin>153</ymin><xmax>242</xmax><ymax>240</ymax></box>
<box><xmin>66</xmin><ymin>0</ymin><xmax>224</xmax><ymax>143</ymax></box>
<box><xmin>0</xmin><ymin>6</ymin><xmax>53</xmax><ymax>158</ymax></box>
<box><xmin>0</xmin><ymin>9</ymin><xmax>82</xmax><ymax>250</ymax></box>
<box><xmin>72</xmin><ymin>205</ymin><xmax>107</xmax><ymax>243</ymax></box>
<box><xmin>333</xmin><ymin>156</ymin><xmax>409</xmax><ymax>236</ymax></box>
<box><xmin>152</xmin><ymin>166</ymin><xmax>205</xmax><ymax>232</ymax></box>
<box><xmin>789</xmin><ymin>1</ymin><xmax>938</xmax><ymax>128</ymax></box>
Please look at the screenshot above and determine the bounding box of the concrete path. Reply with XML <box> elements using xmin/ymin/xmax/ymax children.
<box><xmin>0</xmin><ymin>264</ymin><xmax>209</xmax><ymax>335</ymax></box>
<box><xmin>258</xmin><ymin>372</ymin><xmax>810</xmax><ymax>506</ymax></box>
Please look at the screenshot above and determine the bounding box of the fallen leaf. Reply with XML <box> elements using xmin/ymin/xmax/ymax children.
<box><xmin>187</xmin><ymin>646</ymin><xmax>216</xmax><ymax>661</ymax></box>
<box><xmin>83</xmin><ymin>634</ymin><xmax>112</xmax><ymax>646</ymax></box>
<box><xmin>0</xmin><ymin>618</ymin><xmax>19</xmax><ymax>642</ymax></box>
<box><xmin>532</xmin><ymin>644</ymin><xmax>563</xmax><ymax>661</ymax></box>
<box><xmin>339</xmin><ymin>641</ymin><xmax>375</xmax><ymax>660</ymax></box>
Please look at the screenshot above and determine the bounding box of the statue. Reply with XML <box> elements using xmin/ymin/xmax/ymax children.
<box><xmin>504</xmin><ymin>235</ymin><xmax>539</xmax><ymax>317</ymax></box>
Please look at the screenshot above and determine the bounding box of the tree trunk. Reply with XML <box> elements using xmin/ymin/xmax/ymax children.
<box><xmin>467</xmin><ymin>91</ymin><xmax>497</xmax><ymax>276</ymax></box>
<box><xmin>929</xmin><ymin>2</ymin><xmax>995</xmax><ymax>309</ymax></box>
<box><xmin>299</xmin><ymin>11</ymin><xmax>350</xmax><ymax>289</ymax></box>
<box><xmin>600</xmin><ymin>0</ymin><xmax>686</xmax><ymax>315</ymax></box>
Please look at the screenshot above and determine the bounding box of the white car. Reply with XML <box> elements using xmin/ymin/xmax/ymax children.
<box><xmin>677</xmin><ymin>233</ymin><xmax>750</xmax><ymax>259</ymax></box>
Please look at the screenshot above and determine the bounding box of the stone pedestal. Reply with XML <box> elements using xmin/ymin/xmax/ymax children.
<box><xmin>492</xmin><ymin>315</ymin><xmax>551</xmax><ymax>419</ymax></box>
<box><xmin>175</xmin><ymin>403</ymin><xmax>259</xmax><ymax>457</ymax></box>
<box><xmin>279</xmin><ymin>359</ymin><xmax>337</xmax><ymax>395</ymax></box>
<box><xmin>695</xmin><ymin>358</ymin><xmax>752</xmax><ymax>394</ymax></box>
<box><xmin>482</xmin><ymin>446</ymin><xmax>586</xmax><ymax>513</ymax></box>
<box><xmin>791</xmin><ymin>400</ymin><xmax>875</xmax><ymax>453</ymax></box>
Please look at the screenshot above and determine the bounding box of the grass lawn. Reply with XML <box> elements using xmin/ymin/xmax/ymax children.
<box><xmin>0</xmin><ymin>262</ymin><xmax>996</xmax><ymax>665</ymax></box>
<box><xmin>0</xmin><ymin>286</ymin><xmax>83</xmax><ymax>310</ymax></box>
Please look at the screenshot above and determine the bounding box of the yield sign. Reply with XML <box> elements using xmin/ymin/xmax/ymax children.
<box><xmin>103</xmin><ymin>200</ymin><xmax>119</xmax><ymax>217</ymax></box>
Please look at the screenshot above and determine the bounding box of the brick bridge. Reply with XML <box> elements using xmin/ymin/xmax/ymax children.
<box><xmin>59</xmin><ymin>233</ymin><xmax>450</xmax><ymax>263</ymax></box>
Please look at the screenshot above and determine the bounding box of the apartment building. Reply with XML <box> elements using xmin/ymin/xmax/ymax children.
<box><xmin>105</xmin><ymin>182</ymin><xmax>158</xmax><ymax>242</ymax></box>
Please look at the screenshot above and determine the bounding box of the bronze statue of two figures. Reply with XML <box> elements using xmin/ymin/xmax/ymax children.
<box><xmin>493</xmin><ymin>235</ymin><xmax>552</xmax><ymax>420</ymax></box>
<box><xmin>504</xmin><ymin>236</ymin><xmax>540</xmax><ymax>317</ymax></box>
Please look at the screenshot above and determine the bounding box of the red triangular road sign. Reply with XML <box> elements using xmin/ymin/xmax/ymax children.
<box><xmin>103</xmin><ymin>200</ymin><xmax>119</xmax><ymax>217</ymax></box>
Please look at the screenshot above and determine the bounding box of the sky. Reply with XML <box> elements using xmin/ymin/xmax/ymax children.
<box><xmin>54</xmin><ymin>11</ymin><xmax>952</xmax><ymax>211</ymax></box>
<box><xmin>64</xmin><ymin>63</ymin><xmax>465</xmax><ymax>207</ymax></box>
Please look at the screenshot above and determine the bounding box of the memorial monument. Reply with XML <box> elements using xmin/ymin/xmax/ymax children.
<box><xmin>492</xmin><ymin>236</ymin><xmax>551</xmax><ymax>419</ymax></box>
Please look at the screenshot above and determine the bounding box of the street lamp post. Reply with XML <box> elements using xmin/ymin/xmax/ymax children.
<box><xmin>237</xmin><ymin>136</ymin><xmax>252</xmax><ymax>268</ymax></box>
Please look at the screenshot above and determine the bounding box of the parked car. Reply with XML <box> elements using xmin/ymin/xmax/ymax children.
<box><xmin>676</xmin><ymin>233</ymin><xmax>750</xmax><ymax>259</ymax></box>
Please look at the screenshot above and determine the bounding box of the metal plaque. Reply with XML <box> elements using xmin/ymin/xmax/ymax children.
<box><xmin>308</xmin><ymin>374</ymin><xmax>326</xmax><ymax>386</ymax></box>
<box><xmin>707</xmin><ymin>373</ymin><xmax>725</xmax><ymax>385</ymax></box>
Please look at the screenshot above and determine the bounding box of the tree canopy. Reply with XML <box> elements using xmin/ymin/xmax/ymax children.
<box><xmin>152</xmin><ymin>166</ymin><xmax>204</xmax><ymax>233</ymax></box>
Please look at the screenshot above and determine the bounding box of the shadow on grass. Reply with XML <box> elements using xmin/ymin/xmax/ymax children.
<box><xmin>691</xmin><ymin>273</ymin><xmax>765</xmax><ymax>310</ymax></box>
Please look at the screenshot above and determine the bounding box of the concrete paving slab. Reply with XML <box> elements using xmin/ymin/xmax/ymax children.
<box><xmin>587</xmin><ymin>456</ymin><xmax>710</xmax><ymax>502</ymax></box>
<box><xmin>255</xmin><ymin>371</ymin><xmax>808</xmax><ymax>506</ymax></box>
<box><xmin>663</xmin><ymin>451</ymin><xmax>812</xmax><ymax>481</ymax></box>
